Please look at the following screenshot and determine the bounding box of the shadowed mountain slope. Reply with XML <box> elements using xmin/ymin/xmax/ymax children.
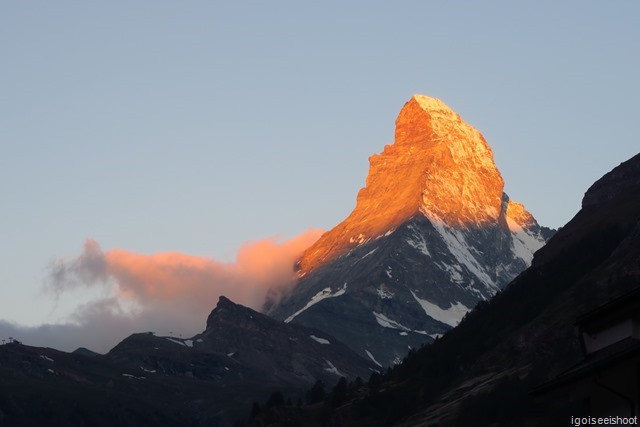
<box><xmin>251</xmin><ymin>153</ymin><xmax>640</xmax><ymax>426</ymax></box>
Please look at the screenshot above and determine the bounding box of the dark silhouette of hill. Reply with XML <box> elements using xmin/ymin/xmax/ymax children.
<box><xmin>0</xmin><ymin>297</ymin><xmax>373</xmax><ymax>426</ymax></box>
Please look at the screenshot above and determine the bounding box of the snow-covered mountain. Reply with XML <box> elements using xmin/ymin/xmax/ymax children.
<box><xmin>267</xmin><ymin>95</ymin><xmax>554</xmax><ymax>366</ymax></box>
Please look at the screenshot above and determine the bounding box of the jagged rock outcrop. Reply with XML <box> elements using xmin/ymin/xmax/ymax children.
<box><xmin>268</xmin><ymin>95</ymin><xmax>553</xmax><ymax>366</ymax></box>
<box><xmin>193</xmin><ymin>296</ymin><xmax>375</xmax><ymax>385</ymax></box>
<box><xmin>107</xmin><ymin>296</ymin><xmax>374</xmax><ymax>388</ymax></box>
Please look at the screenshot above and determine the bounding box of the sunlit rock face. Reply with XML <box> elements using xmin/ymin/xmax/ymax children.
<box><xmin>298</xmin><ymin>95</ymin><xmax>516</xmax><ymax>273</ymax></box>
<box><xmin>268</xmin><ymin>95</ymin><xmax>553</xmax><ymax>366</ymax></box>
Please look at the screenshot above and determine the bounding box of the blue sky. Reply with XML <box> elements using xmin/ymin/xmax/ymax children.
<box><xmin>1</xmin><ymin>2</ymin><xmax>638</xmax><ymax>349</ymax></box>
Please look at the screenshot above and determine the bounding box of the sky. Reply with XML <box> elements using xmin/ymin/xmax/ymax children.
<box><xmin>1</xmin><ymin>1</ymin><xmax>638</xmax><ymax>352</ymax></box>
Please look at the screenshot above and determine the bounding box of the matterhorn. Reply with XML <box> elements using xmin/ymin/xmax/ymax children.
<box><xmin>267</xmin><ymin>95</ymin><xmax>553</xmax><ymax>366</ymax></box>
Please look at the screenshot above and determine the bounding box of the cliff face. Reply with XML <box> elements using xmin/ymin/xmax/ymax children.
<box><xmin>297</xmin><ymin>95</ymin><xmax>537</xmax><ymax>275</ymax></box>
<box><xmin>270</xmin><ymin>95</ymin><xmax>551</xmax><ymax>366</ymax></box>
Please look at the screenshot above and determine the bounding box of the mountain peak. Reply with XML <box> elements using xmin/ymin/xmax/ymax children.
<box><xmin>270</xmin><ymin>95</ymin><xmax>551</xmax><ymax>365</ymax></box>
<box><xmin>216</xmin><ymin>295</ymin><xmax>234</xmax><ymax>307</ymax></box>
<box><xmin>205</xmin><ymin>295</ymin><xmax>254</xmax><ymax>329</ymax></box>
<box><xmin>582</xmin><ymin>153</ymin><xmax>640</xmax><ymax>208</ymax></box>
<box><xmin>296</xmin><ymin>95</ymin><xmax>523</xmax><ymax>274</ymax></box>
<box><xmin>411</xmin><ymin>94</ymin><xmax>453</xmax><ymax>113</ymax></box>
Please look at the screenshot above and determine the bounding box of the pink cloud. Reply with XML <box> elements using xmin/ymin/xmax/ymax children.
<box><xmin>38</xmin><ymin>228</ymin><xmax>324</xmax><ymax>352</ymax></box>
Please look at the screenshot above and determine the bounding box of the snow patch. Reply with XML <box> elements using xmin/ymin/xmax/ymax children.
<box><xmin>426</xmin><ymin>215</ymin><xmax>498</xmax><ymax>291</ymax></box>
<box><xmin>361</xmin><ymin>248</ymin><xmax>377</xmax><ymax>259</ymax></box>
<box><xmin>385</xmin><ymin>266</ymin><xmax>393</xmax><ymax>278</ymax></box>
<box><xmin>285</xmin><ymin>283</ymin><xmax>347</xmax><ymax>323</ymax></box>
<box><xmin>349</xmin><ymin>233</ymin><xmax>367</xmax><ymax>245</ymax></box>
<box><xmin>406</xmin><ymin>228</ymin><xmax>431</xmax><ymax>256</ymax></box>
<box><xmin>122</xmin><ymin>373</ymin><xmax>146</xmax><ymax>380</ymax></box>
<box><xmin>365</xmin><ymin>350</ymin><xmax>383</xmax><ymax>368</ymax></box>
<box><xmin>375</xmin><ymin>228</ymin><xmax>395</xmax><ymax>239</ymax></box>
<box><xmin>438</xmin><ymin>262</ymin><xmax>464</xmax><ymax>283</ymax></box>
<box><xmin>165</xmin><ymin>337</ymin><xmax>188</xmax><ymax>347</ymax></box>
<box><xmin>227</xmin><ymin>352</ymin><xmax>235</xmax><ymax>357</ymax></box>
<box><xmin>324</xmin><ymin>360</ymin><xmax>344</xmax><ymax>376</ymax></box>
<box><xmin>376</xmin><ymin>287</ymin><xmax>394</xmax><ymax>299</ymax></box>
<box><xmin>373</xmin><ymin>312</ymin><xmax>411</xmax><ymax>331</ymax></box>
<box><xmin>310</xmin><ymin>335</ymin><xmax>330</xmax><ymax>345</ymax></box>
<box><xmin>411</xmin><ymin>291</ymin><xmax>471</xmax><ymax>327</ymax></box>
<box><xmin>507</xmin><ymin>216</ymin><xmax>545</xmax><ymax>264</ymax></box>
<box><xmin>40</xmin><ymin>355</ymin><xmax>54</xmax><ymax>362</ymax></box>
<box><xmin>140</xmin><ymin>366</ymin><xmax>156</xmax><ymax>373</ymax></box>
<box><xmin>399</xmin><ymin>332</ymin><xmax>408</xmax><ymax>336</ymax></box>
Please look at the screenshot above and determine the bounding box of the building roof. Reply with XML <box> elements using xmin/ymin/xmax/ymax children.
<box><xmin>532</xmin><ymin>337</ymin><xmax>640</xmax><ymax>395</ymax></box>
<box><xmin>575</xmin><ymin>286</ymin><xmax>640</xmax><ymax>331</ymax></box>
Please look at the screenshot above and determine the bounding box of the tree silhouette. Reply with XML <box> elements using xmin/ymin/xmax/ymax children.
<box><xmin>249</xmin><ymin>401</ymin><xmax>261</xmax><ymax>419</ymax></box>
<box><xmin>266</xmin><ymin>391</ymin><xmax>285</xmax><ymax>409</ymax></box>
<box><xmin>331</xmin><ymin>377</ymin><xmax>348</xmax><ymax>407</ymax></box>
<box><xmin>306</xmin><ymin>380</ymin><xmax>325</xmax><ymax>404</ymax></box>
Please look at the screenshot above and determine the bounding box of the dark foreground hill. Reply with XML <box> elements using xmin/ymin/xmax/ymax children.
<box><xmin>246</xmin><ymin>153</ymin><xmax>640</xmax><ymax>426</ymax></box>
<box><xmin>0</xmin><ymin>297</ymin><xmax>374</xmax><ymax>426</ymax></box>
